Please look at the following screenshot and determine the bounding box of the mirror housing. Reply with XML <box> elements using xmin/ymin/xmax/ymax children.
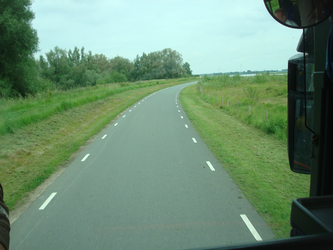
<box><xmin>288</xmin><ymin>53</ymin><xmax>314</xmax><ymax>174</ymax></box>
<box><xmin>264</xmin><ymin>0</ymin><xmax>333</xmax><ymax>29</ymax></box>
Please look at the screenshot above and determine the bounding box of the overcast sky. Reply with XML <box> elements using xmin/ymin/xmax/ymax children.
<box><xmin>31</xmin><ymin>0</ymin><xmax>303</xmax><ymax>75</ymax></box>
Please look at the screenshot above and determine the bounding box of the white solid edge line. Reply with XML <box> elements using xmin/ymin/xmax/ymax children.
<box><xmin>206</xmin><ymin>161</ymin><xmax>216</xmax><ymax>171</ymax></box>
<box><xmin>39</xmin><ymin>192</ymin><xmax>57</xmax><ymax>210</ymax></box>
<box><xmin>102</xmin><ymin>134</ymin><xmax>107</xmax><ymax>139</ymax></box>
<box><xmin>240</xmin><ymin>214</ymin><xmax>263</xmax><ymax>241</ymax></box>
<box><xmin>192</xmin><ymin>138</ymin><xmax>197</xmax><ymax>143</ymax></box>
<box><xmin>81</xmin><ymin>154</ymin><xmax>90</xmax><ymax>162</ymax></box>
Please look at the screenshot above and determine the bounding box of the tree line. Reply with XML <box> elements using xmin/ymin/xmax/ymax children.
<box><xmin>36</xmin><ymin>47</ymin><xmax>192</xmax><ymax>92</ymax></box>
<box><xmin>0</xmin><ymin>0</ymin><xmax>192</xmax><ymax>98</ymax></box>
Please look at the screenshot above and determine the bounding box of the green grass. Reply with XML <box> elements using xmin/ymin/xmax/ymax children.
<box><xmin>179</xmin><ymin>83</ymin><xmax>310</xmax><ymax>239</ymax></box>
<box><xmin>0</xmin><ymin>79</ymin><xmax>193</xmax><ymax>136</ymax></box>
<box><xmin>198</xmin><ymin>73</ymin><xmax>288</xmax><ymax>141</ymax></box>
<box><xmin>0</xmin><ymin>77</ymin><xmax>198</xmax><ymax>211</ymax></box>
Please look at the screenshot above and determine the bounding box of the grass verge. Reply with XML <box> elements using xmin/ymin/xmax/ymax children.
<box><xmin>0</xmin><ymin>79</ymin><xmax>191</xmax><ymax>136</ymax></box>
<box><xmin>0</xmin><ymin>78</ymin><xmax>197</xmax><ymax>211</ymax></box>
<box><xmin>179</xmin><ymin>84</ymin><xmax>310</xmax><ymax>239</ymax></box>
<box><xmin>199</xmin><ymin>73</ymin><xmax>288</xmax><ymax>141</ymax></box>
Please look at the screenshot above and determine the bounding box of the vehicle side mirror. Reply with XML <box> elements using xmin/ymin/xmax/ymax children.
<box><xmin>264</xmin><ymin>0</ymin><xmax>333</xmax><ymax>29</ymax></box>
<box><xmin>287</xmin><ymin>54</ymin><xmax>314</xmax><ymax>174</ymax></box>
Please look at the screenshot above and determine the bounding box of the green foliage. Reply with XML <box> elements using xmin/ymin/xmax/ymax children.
<box><xmin>109</xmin><ymin>71</ymin><xmax>128</xmax><ymax>83</ymax></box>
<box><xmin>199</xmin><ymin>74</ymin><xmax>243</xmax><ymax>89</ymax></box>
<box><xmin>0</xmin><ymin>79</ymin><xmax>12</xmax><ymax>98</ymax></box>
<box><xmin>109</xmin><ymin>56</ymin><xmax>134</xmax><ymax>81</ymax></box>
<box><xmin>133</xmin><ymin>48</ymin><xmax>191</xmax><ymax>80</ymax></box>
<box><xmin>0</xmin><ymin>0</ymin><xmax>39</xmax><ymax>97</ymax></box>
<box><xmin>198</xmin><ymin>73</ymin><xmax>288</xmax><ymax>141</ymax></box>
<box><xmin>182</xmin><ymin>62</ymin><xmax>192</xmax><ymax>76</ymax></box>
<box><xmin>36</xmin><ymin>47</ymin><xmax>191</xmax><ymax>91</ymax></box>
<box><xmin>243</xmin><ymin>86</ymin><xmax>260</xmax><ymax>104</ymax></box>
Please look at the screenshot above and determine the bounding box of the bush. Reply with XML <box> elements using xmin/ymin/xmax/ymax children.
<box><xmin>0</xmin><ymin>79</ymin><xmax>12</xmax><ymax>98</ymax></box>
<box><xmin>243</xmin><ymin>86</ymin><xmax>260</xmax><ymax>104</ymax></box>
<box><xmin>96</xmin><ymin>79</ymin><xmax>106</xmax><ymax>85</ymax></box>
<box><xmin>31</xmin><ymin>78</ymin><xmax>56</xmax><ymax>93</ymax></box>
<box><xmin>109</xmin><ymin>71</ymin><xmax>128</xmax><ymax>83</ymax></box>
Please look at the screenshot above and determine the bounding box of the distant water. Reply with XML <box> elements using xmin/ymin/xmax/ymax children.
<box><xmin>235</xmin><ymin>73</ymin><xmax>287</xmax><ymax>77</ymax></box>
<box><xmin>200</xmin><ymin>73</ymin><xmax>287</xmax><ymax>78</ymax></box>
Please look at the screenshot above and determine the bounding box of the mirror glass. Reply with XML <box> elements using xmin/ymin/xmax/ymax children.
<box><xmin>264</xmin><ymin>0</ymin><xmax>333</xmax><ymax>29</ymax></box>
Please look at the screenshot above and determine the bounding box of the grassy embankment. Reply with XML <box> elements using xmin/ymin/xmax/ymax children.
<box><xmin>0</xmin><ymin>78</ymin><xmax>197</xmax><ymax>211</ymax></box>
<box><xmin>179</xmin><ymin>73</ymin><xmax>310</xmax><ymax>239</ymax></box>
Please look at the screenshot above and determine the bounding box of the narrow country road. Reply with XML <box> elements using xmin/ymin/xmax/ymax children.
<box><xmin>10</xmin><ymin>81</ymin><xmax>275</xmax><ymax>249</ymax></box>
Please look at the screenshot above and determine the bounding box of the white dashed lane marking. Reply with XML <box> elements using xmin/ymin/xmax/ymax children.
<box><xmin>192</xmin><ymin>138</ymin><xmax>197</xmax><ymax>143</ymax></box>
<box><xmin>206</xmin><ymin>161</ymin><xmax>215</xmax><ymax>171</ymax></box>
<box><xmin>240</xmin><ymin>214</ymin><xmax>263</xmax><ymax>241</ymax></box>
<box><xmin>81</xmin><ymin>154</ymin><xmax>90</xmax><ymax>162</ymax></box>
<box><xmin>102</xmin><ymin>134</ymin><xmax>107</xmax><ymax>139</ymax></box>
<box><xmin>39</xmin><ymin>192</ymin><xmax>57</xmax><ymax>210</ymax></box>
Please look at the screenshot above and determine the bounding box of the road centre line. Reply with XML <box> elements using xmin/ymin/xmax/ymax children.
<box><xmin>192</xmin><ymin>138</ymin><xmax>197</xmax><ymax>143</ymax></box>
<box><xmin>240</xmin><ymin>214</ymin><xmax>263</xmax><ymax>241</ymax></box>
<box><xmin>81</xmin><ymin>154</ymin><xmax>90</xmax><ymax>162</ymax></box>
<box><xmin>39</xmin><ymin>192</ymin><xmax>57</xmax><ymax>210</ymax></box>
<box><xmin>102</xmin><ymin>134</ymin><xmax>107</xmax><ymax>139</ymax></box>
<box><xmin>206</xmin><ymin>161</ymin><xmax>216</xmax><ymax>171</ymax></box>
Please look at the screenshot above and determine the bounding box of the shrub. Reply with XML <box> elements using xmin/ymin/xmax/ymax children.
<box><xmin>109</xmin><ymin>71</ymin><xmax>128</xmax><ymax>83</ymax></box>
<box><xmin>243</xmin><ymin>86</ymin><xmax>260</xmax><ymax>104</ymax></box>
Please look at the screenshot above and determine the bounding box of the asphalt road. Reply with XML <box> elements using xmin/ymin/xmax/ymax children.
<box><xmin>10</xmin><ymin>81</ymin><xmax>275</xmax><ymax>249</ymax></box>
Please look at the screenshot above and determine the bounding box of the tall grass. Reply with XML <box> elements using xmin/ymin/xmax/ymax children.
<box><xmin>198</xmin><ymin>73</ymin><xmax>288</xmax><ymax>141</ymax></box>
<box><xmin>0</xmin><ymin>79</ymin><xmax>192</xmax><ymax>136</ymax></box>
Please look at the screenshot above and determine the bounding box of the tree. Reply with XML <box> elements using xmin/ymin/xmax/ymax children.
<box><xmin>109</xmin><ymin>56</ymin><xmax>134</xmax><ymax>80</ymax></box>
<box><xmin>132</xmin><ymin>48</ymin><xmax>187</xmax><ymax>81</ymax></box>
<box><xmin>0</xmin><ymin>0</ymin><xmax>39</xmax><ymax>97</ymax></box>
<box><xmin>182</xmin><ymin>62</ymin><xmax>192</xmax><ymax>76</ymax></box>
